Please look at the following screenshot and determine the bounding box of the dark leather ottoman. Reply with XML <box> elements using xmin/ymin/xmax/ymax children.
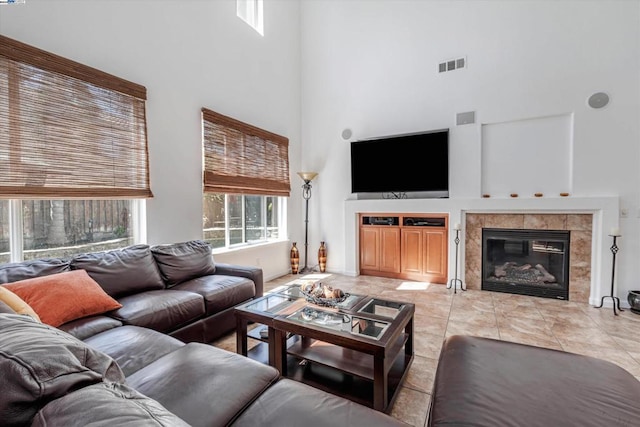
<box><xmin>428</xmin><ymin>335</ymin><xmax>640</xmax><ymax>427</ymax></box>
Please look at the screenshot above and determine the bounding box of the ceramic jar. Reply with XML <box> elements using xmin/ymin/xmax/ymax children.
<box><xmin>318</xmin><ymin>241</ymin><xmax>327</xmax><ymax>273</ymax></box>
<box><xmin>290</xmin><ymin>242</ymin><xmax>300</xmax><ymax>274</ymax></box>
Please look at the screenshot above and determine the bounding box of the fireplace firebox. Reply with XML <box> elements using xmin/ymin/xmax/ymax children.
<box><xmin>482</xmin><ymin>228</ymin><xmax>570</xmax><ymax>300</ymax></box>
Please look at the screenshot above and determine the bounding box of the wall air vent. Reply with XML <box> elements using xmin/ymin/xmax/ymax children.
<box><xmin>439</xmin><ymin>56</ymin><xmax>466</xmax><ymax>73</ymax></box>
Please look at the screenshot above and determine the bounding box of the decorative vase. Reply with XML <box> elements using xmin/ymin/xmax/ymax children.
<box><xmin>628</xmin><ymin>290</ymin><xmax>640</xmax><ymax>315</ymax></box>
<box><xmin>318</xmin><ymin>241</ymin><xmax>327</xmax><ymax>273</ymax></box>
<box><xmin>290</xmin><ymin>242</ymin><xmax>300</xmax><ymax>274</ymax></box>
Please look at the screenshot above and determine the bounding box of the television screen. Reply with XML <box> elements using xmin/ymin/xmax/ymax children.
<box><xmin>350</xmin><ymin>129</ymin><xmax>449</xmax><ymax>194</ymax></box>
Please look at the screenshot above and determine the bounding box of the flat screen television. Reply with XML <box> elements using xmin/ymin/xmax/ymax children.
<box><xmin>350</xmin><ymin>129</ymin><xmax>449</xmax><ymax>196</ymax></box>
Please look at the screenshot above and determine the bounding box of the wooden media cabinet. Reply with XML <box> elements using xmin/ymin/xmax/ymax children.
<box><xmin>359</xmin><ymin>213</ymin><xmax>448</xmax><ymax>284</ymax></box>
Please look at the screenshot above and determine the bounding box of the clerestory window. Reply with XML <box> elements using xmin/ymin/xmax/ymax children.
<box><xmin>237</xmin><ymin>0</ymin><xmax>264</xmax><ymax>36</ymax></box>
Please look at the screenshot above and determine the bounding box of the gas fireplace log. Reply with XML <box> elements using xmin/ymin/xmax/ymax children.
<box><xmin>535</xmin><ymin>264</ymin><xmax>556</xmax><ymax>283</ymax></box>
<box><xmin>494</xmin><ymin>262</ymin><xmax>519</xmax><ymax>278</ymax></box>
<box><xmin>494</xmin><ymin>262</ymin><xmax>509</xmax><ymax>277</ymax></box>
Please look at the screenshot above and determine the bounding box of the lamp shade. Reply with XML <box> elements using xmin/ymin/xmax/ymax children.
<box><xmin>297</xmin><ymin>172</ymin><xmax>318</xmax><ymax>182</ymax></box>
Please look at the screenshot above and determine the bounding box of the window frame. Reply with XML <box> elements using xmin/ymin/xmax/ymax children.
<box><xmin>204</xmin><ymin>193</ymin><xmax>286</xmax><ymax>252</ymax></box>
<box><xmin>7</xmin><ymin>198</ymin><xmax>145</xmax><ymax>263</ymax></box>
<box><xmin>237</xmin><ymin>0</ymin><xmax>264</xmax><ymax>36</ymax></box>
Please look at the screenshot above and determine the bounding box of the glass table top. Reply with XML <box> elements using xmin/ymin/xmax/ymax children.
<box><xmin>285</xmin><ymin>305</ymin><xmax>390</xmax><ymax>340</ymax></box>
<box><xmin>357</xmin><ymin>298</ymin><xmax>405</xmax><ymax>319</ymax></box>
<box><xmin>243</xmin><ymin>294</ymin><xmax>298</xmax><ymax>314</ymax></box>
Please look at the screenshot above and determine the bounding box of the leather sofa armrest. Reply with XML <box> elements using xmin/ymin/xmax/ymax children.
<box><xmin>214</xmin><ymin>263</ymin><xmax>263</xmax><ymax>298</ymax></box>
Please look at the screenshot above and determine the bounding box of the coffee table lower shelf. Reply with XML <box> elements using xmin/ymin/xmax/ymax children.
<box><xmin>269</xmin><ymin>334</ymin><xmax>412</xmax><ymax>413</ymax></box>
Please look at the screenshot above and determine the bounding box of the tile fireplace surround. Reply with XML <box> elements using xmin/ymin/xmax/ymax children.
<box><xmin>464</xmin><ymin>213</ymin><xmax>592</xmax><ymax>302</ymax></box>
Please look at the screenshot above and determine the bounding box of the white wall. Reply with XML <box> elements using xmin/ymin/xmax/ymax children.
<box><xmin>301</xmin><ymin>0</ymin><xmax>640</xmax><ymax>301</ymax></box>
<box><xmin>0</xmin><ymin>0</ymin><xmax>301</xmax><ymax>281</ymax></box>
<box><xmin>2</xmin><ymin>1</ymin><xmax>640</xmax><ymax>296</ymax></box>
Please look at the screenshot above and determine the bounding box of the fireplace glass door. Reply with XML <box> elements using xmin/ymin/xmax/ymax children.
<box><xmin>482</xmin><ymin>228</ymin><xmax>570</xmax><ymax>300</ymax></box>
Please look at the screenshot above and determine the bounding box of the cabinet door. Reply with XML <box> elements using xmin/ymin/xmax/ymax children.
<box><xmin>380</xmin><ymin>227</ymin><xmax>401</xmax><ymax>273</ymax></box>
<box><xmin>360</xmin><ymin>228</ymin><xmax>380</xmax><ymax>271</ymax></box>
<box><xmin>423</xmin><ymin>229</ymin><xmax>447</xmax><ymax>276</ymax></box>
<box><xmin>401</xmin><ymin>229</ymin><xmax>423</xmax><ymax>274</ymax></box>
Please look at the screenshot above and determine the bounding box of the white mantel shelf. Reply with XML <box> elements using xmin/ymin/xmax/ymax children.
<box><xmin>344</xmin><ymin>196</ymin><xmax>619</xmax><ymax>306</ymax></box>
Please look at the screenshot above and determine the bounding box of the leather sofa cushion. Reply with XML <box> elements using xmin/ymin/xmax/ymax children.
<box><xmin>232</xmin><ymin>379</ymin><xmax>408</xmax><ymax>426</ymax></box>
<box><xmin>110</xmin><ymin>289</ymin><xmax>205</xmax><ymax>333</ymax></box>
<box><xmin>172</xmin><ymin>274</ymin><xmax>255</xmax><ymax>315</ymax></box>
<box><xmin>216</xmin><ymin>263</ymin><xmax>264</xmax><ymax>298</ymax></box>
<box><xmin>428</xmin><ymin>335</ymin><xmax>640</xmax><ymax>427</ymax></box>
<box><xmin>0</xmin><ymin>314</ymin><xmax>124</xmax><ymax>426</ymax></box>
<box><xmin>0</xmin><ymin>258</ymin><xmax>70</xmax><ymax>284</ymax></box>
<box><xmin>32</xmin><ymin>382</ymin><xmax>190</xmax><ymax>427</ymax></box>
<box><xmin>151</xmin><ymin>240</ymin><xmax>216</xmax><ymax>287</ymax></box>
<box><xmin>85</xmin><ymin>325</ymin><xmax>185</xmax><ymax>377</ymax></box>
<box><xmin>59</xmin><ymin>315</ymin><xmax>123</xmax><ymax>340</ymax></box>
<box><xmin>128</xmin><ymin>343</ymin><xmax>279</xmax><ymax>427</ymax></box>
<box><xmin>71</xmin><ymin>245</ymin><xmax>164</xmax><ymax>298</ymax></box>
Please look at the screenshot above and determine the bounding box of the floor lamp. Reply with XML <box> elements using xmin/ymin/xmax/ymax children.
<box><xmin>298</xmin><ymin>172</ymin><xmax>318</xmax><ymax>274</ymax></box>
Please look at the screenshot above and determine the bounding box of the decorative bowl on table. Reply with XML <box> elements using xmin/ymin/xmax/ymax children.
<box><xmin>300</xmin><ymin>282</ymin><xmax>349</xmax><ymax>307</ymax></box>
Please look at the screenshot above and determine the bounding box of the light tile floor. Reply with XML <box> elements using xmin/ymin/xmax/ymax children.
<box><xmin>211</xmin><ymin>274</ymin><xmax>640</xmax><ymax>427</ymax></box>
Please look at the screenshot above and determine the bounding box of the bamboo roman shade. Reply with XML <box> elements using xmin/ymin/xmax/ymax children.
<box><xmin>202</xmin><ymin>108</ymin><xmax>290</xmax><ymax>197</ymax></box>
<box><xmin>0</xmin><ymin>35</ymin><xmax>152</xmax><ymax>199</ymax></box>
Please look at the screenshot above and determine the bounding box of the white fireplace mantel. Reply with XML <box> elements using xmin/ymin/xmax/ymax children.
<box><xmin>344</xmin><ymin>196</ymin><xmax>619</xmax><ymax>306</ymax></box>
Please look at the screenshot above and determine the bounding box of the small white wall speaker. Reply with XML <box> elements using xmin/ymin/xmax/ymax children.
<box><xmin>588</xmin><ymin>92</ymin><xmax>610</xmax><ymax>109</ymax></box>
<box><xmin>341</xmin><ymin>129</ymin><xmax>353</xmax><ymax>140</ymax></box>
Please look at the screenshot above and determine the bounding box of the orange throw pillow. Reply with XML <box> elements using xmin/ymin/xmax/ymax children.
<box><xmin>4</xmin><ymin>270</ymin><xmax>122</xmax><ymax>327</ymax></box>
<box><xmin>0</xmin><ymin>286</ymin><xmax>41</xmax><ymax>322</ymax></box>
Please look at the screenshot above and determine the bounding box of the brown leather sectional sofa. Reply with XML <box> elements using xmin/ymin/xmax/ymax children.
<box><xmin>0</xmin><ymin>240</ymin><xmax>262</xmax><ymax>343</ymax></box>
<box><xmin>0</xmin><ymin>241</ymin><xmax>406</xmax><ymax>426</ymax></box>
<box><xmin>0</xmin><ymin>312</ymin><xmax>405</xmax><ymax>426</ymax></box>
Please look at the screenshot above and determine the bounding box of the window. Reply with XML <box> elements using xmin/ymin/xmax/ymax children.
<box><xmin>201</xmin><ymin>108</ymin><xmax>289</xmax><ymax>250</ymax></box>
<box><xmin>1</xmin><ymin>199</ymin><xmax>139</xmax><ymax>262</ymax></box>
<box><xmin>20</xmin><ymin>199</ymin><xmax>136</xmax><ymax>260</ymax></box>
<box><xmin>0</xmin><ymin>35</ymin><xmax>150</xmax><ymax>261</ymax></box>
<box><xmin>203</xmin><ymin>193</ymin><xmax>283</xmax><ymax>249</ymax></box>
<box><xmin>237</xmin><ymin>0</ymin><xmax>264</xmax><ymax>36</ymax></box>
<box><xmin>0</xmin><ymin>201</ymin><xmax>9</xmax><ymax>263</ymax></box>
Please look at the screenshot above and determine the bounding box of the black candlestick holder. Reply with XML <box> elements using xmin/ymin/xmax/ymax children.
<box><xmin>596</xmin><ymin>234</ymin><xmax>623</xmax><ymax>315</ymax></box>
<box><xmin>447</xmin><ymin>228</ymin><xmax>464</xmax><ymax>294</ymax></box>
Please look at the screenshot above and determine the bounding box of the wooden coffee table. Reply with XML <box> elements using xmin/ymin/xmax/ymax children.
<box><xmin>234</xmin><ymin>284</ymin><xmax>414</xmax><ymax>413</ymax></box>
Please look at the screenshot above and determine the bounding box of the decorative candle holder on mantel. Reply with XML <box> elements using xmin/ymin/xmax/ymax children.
<box><xmin>596</xmin><ymin>228</ymin><xmax>623</xmax><ymax>315</ymax></box>
<box><xmin>447</xmin><ymin>223</ymin><xmax>464</xmax><ymax>294</ymax></box>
